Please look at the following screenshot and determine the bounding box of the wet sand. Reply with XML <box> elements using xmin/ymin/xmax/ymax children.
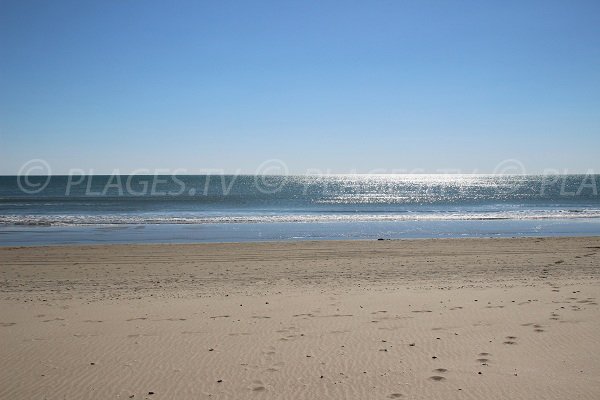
<box><xmin>1</xmin><ymin>237</ymin><xmax>599</xmax><ymax>399</ymax></box>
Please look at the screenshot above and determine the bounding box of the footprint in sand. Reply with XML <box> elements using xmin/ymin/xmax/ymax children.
<box><xmin>479</xmin><ymin>352</ymin><xmax>491</xmax><ymax>356</ymax></box>
<box><xmin>249</xmin><ymin>380</ymin><xmax>266</xmax><ymax>392</ymax></box>
<box><xmin>433</xmin><ymin>368</ymin><xmax>448</xmax><ymax>373</ymax></box>
<box><xmin>388</xmin><ymin>393</ymin><xmax>403</xmax><ymax>398</ymax></box>
<box><xmin>477</xmin><ymin>358</ymin><xmax>489</xmax><ymax>363</ymax></box>
<box><xmin>0</xmin><ymin>322</ymin><xmax>16</xmax><ymax>327</ymax></box>
<box><xmin>262</xmin><ymin>347</ymin><xmax>276</xmax><ymax>357</ymax></box>
<box><xmin>429</xmin><ymin>376</ymin><xmax>446</xmax><ymax>381</ymax></box>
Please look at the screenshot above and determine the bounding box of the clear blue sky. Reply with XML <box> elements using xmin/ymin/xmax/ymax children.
<box><xmin>1</xmin><ymin>0</ymin><xmax>599</xmax><ymax>174</ymax></box>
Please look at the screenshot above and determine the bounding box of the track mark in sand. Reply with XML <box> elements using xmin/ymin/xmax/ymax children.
<box><xmin>292</xmin><ymin>313</ymin><xmax>314</xmax><ymax>318</ymax></box>
<box><xmin>83</xmin><ymin>320</ymin><xmax>103</xmax><ymax>323</ymax></box>
<box><xmin>275</xmin><ymin>327</ymin><xmax>296</xmax><ymax>333</ymax></box>
<box><xmin>127</xmin><ymin>333</ymin><xmax>157</xmax><ymax>338</ymax></box>
<box><xmin>450</xmin><ymin>306</ymin><xmax>463</xmax><ymax>310</ymax></box>
<box><xmin>249</xmin><ymin>380</ymin><xmax>266</xmax><ymax>392</ymax></box>
<box><xmin>23</xmin><ymin>337</ymin><xmax>48</xmax><ymax>342</ymax></box>
<box><xmin>388</xmin><ymin>393</ymin><xmax>403</xmax><ymax>398</ymax></box>
<box><xmin>525</xmin><ymin>323</ymin><xmax>546</xmax><ymax>332</ymax></box>
<box><xmin>42</xmin><ymin>318</ymin><xmax>64</xmax><ymax>323</ymax></box>
<box><xmin>477</xmin><ymin>358</ymin><xmax>489</xmax><ymax>363</ymax></box>
<box><xmin>0</xmin><ymin>322</ymin><xmax>16</xmax><ymax>327</ymax></box>
<box><xmin>479</xmin><ymin>352</ymin><xmax>491</xmax><ymax>356</ymax></box>
<box><xmin>378</xmin><ymin>325</ymin><xmax>404</xmax><ymax>331</ymax></box>
<box><xmin>504</xmin><ymin>335</ymin><xmax>518</xmax><ymax>344</ymax></box>
<box><xmin>318</xmin><ymin>314</ymin><xmax>354</xmax><ymax>318</ymax></box>
<box><xmin>429</xmin><ymin>376</ymin><xmax>446</xmax><ymax>381</ymax></box>
<box><xmin>209</xmin><ymin>315</ymin><xmax>230</xmax><ymax>319</ymax></box>
<box><xmin>262</xmin><ymin>347</ymin><xmax>276</xmax><ymax>356</ymax></box>
<box><xmin>433</xmin><ymin>368</ymin><xmax>448</xmax><ymax>373</ymax></box>
<box><xmin>411</xmin><ymin>310</ymin><xmax>432</xmax><ymax>313</ymax></box>
<box><xmin>126</xmin><ymin>317</ymin><xmax>147</xmax><ymax>321</ymax></box>
<box><xmin>252</xmin><ymin>315</ymin><xmax>271</xmax><ymax>319</ymax></box>
<box><xmin>577</xmin><ymin>298</ymin><xmax>596</xmax><ymax>304</ymax></box>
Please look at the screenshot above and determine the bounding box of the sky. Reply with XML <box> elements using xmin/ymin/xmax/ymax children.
<box><xmin>1</xmin><ymin>0</ymin><xmax>599</xmax><ymax>175</ymax></box>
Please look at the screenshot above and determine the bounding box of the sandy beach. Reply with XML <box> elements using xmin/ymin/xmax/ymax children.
<box><xmin>1</xmin><ymin>237</ymin><xmax>599</xmax><ymax>399</ymax></box>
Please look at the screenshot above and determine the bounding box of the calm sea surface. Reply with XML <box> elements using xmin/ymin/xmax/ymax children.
<box><xmin>1</xmin><ymin>174</ymin><xmax>599</xmax><ymax>245</ymax></box>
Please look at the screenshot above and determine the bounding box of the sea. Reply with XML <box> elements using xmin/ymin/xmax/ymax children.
<box><xmin>1</xmin><ymin>174</ymin><xmax>599</xmax><ymax>246</ymax></box>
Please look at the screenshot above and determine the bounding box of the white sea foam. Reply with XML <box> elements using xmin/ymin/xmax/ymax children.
<box><xmin>2</xmin><ymin>209</ymin><xmax>600</xmax><ymax>226</ymax></box>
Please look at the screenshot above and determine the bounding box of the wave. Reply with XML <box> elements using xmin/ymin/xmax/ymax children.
<box><xmin>2</xmin><ymin>209</ymin><xmax>600</xmax><ymax>226</ymax></box>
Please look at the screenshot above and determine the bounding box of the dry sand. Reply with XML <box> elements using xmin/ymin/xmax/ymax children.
<box><xmin>1</xmin><ymin>237</ymin><xmax>600</xmax><ymax>399</ymax></box>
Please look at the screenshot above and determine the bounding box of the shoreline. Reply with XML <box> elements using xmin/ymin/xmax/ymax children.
<box><xmin>2</xmin><ymin>233</ymin><xmax>600</xmax><ymax>248</ymax></box>
<box><xmin>3</xmin><ymin>218</ymin><xmax>600</xmax><ymax>246</ymax></box>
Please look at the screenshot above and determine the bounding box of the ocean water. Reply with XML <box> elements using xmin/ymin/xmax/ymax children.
<box><xmin>1</xmin><ymin>174</ymin><xmax>599</xmax><ymax>245</ymax></box>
